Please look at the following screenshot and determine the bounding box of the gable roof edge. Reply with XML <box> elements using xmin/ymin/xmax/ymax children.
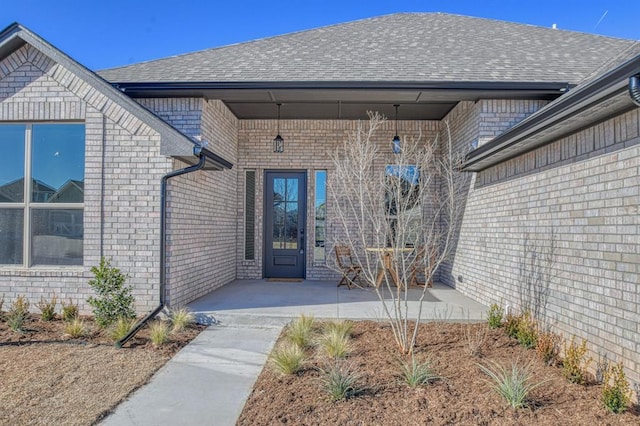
<box><xmin>0</xmin><ymin>23</ymin><xmax>232</xmax><ymax>170</ymax></box>
<box><xmin>463</xmin><ymin>47</ymin><xmax>640</xmax><ymax>172</ymax></box>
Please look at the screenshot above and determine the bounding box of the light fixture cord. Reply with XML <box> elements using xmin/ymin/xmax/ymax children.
<box><xmin>394</xmin><ymin>104</ymin><xmax>399</xmax><ymax>136</ymax></box>
<box><xmin>277</xmin><ymin>103</ymin><xmax>281</xmax><ymax>134</ymax></box>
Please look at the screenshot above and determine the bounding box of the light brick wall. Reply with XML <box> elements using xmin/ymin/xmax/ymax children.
<box><xmin>237</xmin><ymin>118</ymin><xmax>439</xmax><ymax>280</ymax></box>
<box><xmin>446</xmin><ymin>105</ymin><xmax>640</xmax><ymax>385</ymax></box>
<box><xmin>0</xmin><ymin>44</ymin><xmax>173</xmax><ymax>313</ymax></box>
<box><xmin>156</xmin><ymin>99</ymin><xmax>239</xmax><ymax>306</ymax></box>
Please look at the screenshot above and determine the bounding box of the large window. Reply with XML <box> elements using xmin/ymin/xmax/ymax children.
<box><xmin>314</xmin><ymin>170</ymin><xmax>327</xmax><ymax>262</ymax></box>
<box><xmin>385</xmin><ymin>165</ymin><xmax>420</xmax><ymax>247</ymax></box>
<box><xmin>0</xmin><ymin>123</ymin><xmax>85</xmax><ymax>266</ymax></box>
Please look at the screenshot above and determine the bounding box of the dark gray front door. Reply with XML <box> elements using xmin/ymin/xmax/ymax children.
<box><xmin>264</xmin><ymin>171</ymin><xmax>306</xmax><ymax>278</ymax></box>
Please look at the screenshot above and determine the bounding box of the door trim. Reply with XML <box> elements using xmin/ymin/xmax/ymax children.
<box><xmin>263</xmin><ymin>170</ymin><xmax>307</xmax><ymax>279</ymax></box>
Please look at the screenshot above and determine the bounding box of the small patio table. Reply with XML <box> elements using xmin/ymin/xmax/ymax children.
<box><xmin>365</xmin><ymin>247</ymin><xmax>413</xmax><ymax>288</ymax></box>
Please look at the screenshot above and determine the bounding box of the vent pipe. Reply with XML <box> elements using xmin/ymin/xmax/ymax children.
<box><xmin>630</xmin><ymin>74</ymin><xmax>640</xmax><ymax>107</ymax></box>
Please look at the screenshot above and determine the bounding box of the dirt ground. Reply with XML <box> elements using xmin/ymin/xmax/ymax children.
<box><xmin>239</xmin><ymin>321</ymin><xmax>640</xmax><ymax>426</ymax></box>
<box><xmin>0</xmin><ymin>314</ymin><xmax>204</xmax><ymax>425</ymax></box>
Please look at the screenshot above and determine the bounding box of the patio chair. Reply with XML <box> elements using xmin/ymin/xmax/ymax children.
<box><xmin>335</xmin><ymin>245</ymin><xmax>364</xmax><ymax>289</ymax></box>
<box><xmin>409</xmin><ymin>245</ymin><xmax>435</xmax><ymax>288</ymax></box>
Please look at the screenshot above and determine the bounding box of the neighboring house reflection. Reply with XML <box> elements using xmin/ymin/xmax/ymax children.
<box><xmin>0</xmin><ymin>178</ymin><xmax>56</xmax><ymax>203</ymax></box>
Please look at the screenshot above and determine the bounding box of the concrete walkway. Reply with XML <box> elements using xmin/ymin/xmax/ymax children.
<box><xmin>102</xmin><ymin>324</ymin><xmax>281</xmax><ymax>426</ymax></box>
<box><xmin>101</xmin><ymin>280</ymin><xmax>487</xmax><ymax>425</ymax></box>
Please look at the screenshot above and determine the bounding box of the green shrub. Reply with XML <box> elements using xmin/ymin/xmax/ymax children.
<box><xmin>36</xmin><ymin>296</ymin><xmax>57</xmax><ymax>321</ymax></box>
<box><xmin>479</xmin><ymin>359</ymin><xmax>547</xmax><ymax>409</ymax></box>
<box><xmin>535</xmin><ymin>329</ymin><xmax>561</xmax><ymax>366</ymax></box>
<box><xmin>149</xmin><ymin>320</ymin><xmax>170</xmax><ymax>347</ymax></box>
<box><xmin>7</xmin><ymin>295</ymin><xmax>30</xmax><ymax>332</ymax></box>
<box><xmin>487</xmin><ymin>303</ymin><xmax>504</xmax><ymax>329</ymax></box>
<box><xmin>516</xmin><ymin>311</ymin><xmax>538</xmax><ymax>349</ymax></box>
<box><xmin>108</xmin><ymin>317</ymin><xmax>136</xmax><ymax>342</ymax></box>
<box><xmin>318</xmin><ymin>327</ymin><xmax>352</xmax><ymax>359</ymax></box>
<box><xmin>269</xmin><ymin>342</ymin><xmax>306</xmax><ymax>375</ymax></box>
<box><xmin>398</xmin><ymin>355</ymin><xmax>439</xmax><ymax>387</ymax></box>
<box><xmin>61</xmin><ymin>299</ymin><xmax>79</xmax><ymax>322</ymax></box>
<box><xmin>602</xmin><ymin>362</ymin><xmax>631</xmax><ymax>413</ymax></box>
<box><xmin>562</xmin><ymin>336</ymin><xmax>591</xmax><ymax>384</ymax></box>
<box><xmin>319</xmin><ymin>361</ymin><xmax>363</xmax><ymax>401</ymax></box>
<box><xmin>64</xmin><ymin>318</ymin><xmax>86</xmax><ymax>338</ymax></box>
<box><xmin>504</xmin><ymin>312</ymin><xmax>520</xmax><ymax>339</ymax></box>
<box><xmin>169</xmin><ymin>307</ymin><xmax>195</xmax><ymax>333</ymax></box>
<box><xmin>285</xmin><ymin>314</ymin><xmax>316</xmax><ymax>349</ymax></box>
<box><xmin>87</xmin><ymin>257</ymin><xmax>136</xmax><ymax>328</ymax></box>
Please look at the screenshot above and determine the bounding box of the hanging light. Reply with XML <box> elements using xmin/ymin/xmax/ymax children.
<box><xmin>392</xmin><ymin>104</ymin><xmax>401</xmax><ymax>154</ymax></box>
<box><xmin>273</xmin><ymin>103</ymin><xmax>284</xmax><ymax>153</ymax></box>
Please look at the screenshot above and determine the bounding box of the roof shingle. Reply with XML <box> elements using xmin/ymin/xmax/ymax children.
<box><xmin>97</xmin><ymin>13</ymin><xmax>637</xmax><ymax>85</ymax></box>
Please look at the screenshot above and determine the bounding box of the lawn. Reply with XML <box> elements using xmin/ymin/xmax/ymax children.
<box><xmin>0</xmin><ymin>313</ymin><xmax>203</xmax><ymax>425</ymax></box>
<box><xmin>239</xmin><ymin>320</ymin><xmax>640</xmax><ymax>425</ymax></box>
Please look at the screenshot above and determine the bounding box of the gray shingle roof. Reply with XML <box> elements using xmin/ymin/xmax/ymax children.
<box><xmin>97</xmin><ymin>13</ymin><xmax>637</xmax><ymax>85</ymax></box>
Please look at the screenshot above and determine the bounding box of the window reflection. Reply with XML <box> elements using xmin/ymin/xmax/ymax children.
<box><xmin>31</xmin><ymin>209</ymin><xmax>83</xmax><ymax>266</ymax></box>
<box><xmin>0</xmin><ymin>125</ymin><xmax>26</xmax><ymax>203</ymax></box>
<box><xmin>0</xmin><ymin>209</ymin><xmax>23</xmax><ymax>264</ymax></box>
<box><xmin>31</xmin><ymin>124</ymin><xmax>85</xmax><ymax>203</ymax></box>
<box><xmin>314</xmin><ymin>171</ymin><xmax>326</xmax><ymax>262</ymax></box>
<box><xmin>272</xmin><ymin>178</ymin><xmax>299</xmax><ymax>249</ymax></box>
<box><xmin>385</xmin><ymin>165</ymin><xmax>420</xmax><ymax>247</ymax></box>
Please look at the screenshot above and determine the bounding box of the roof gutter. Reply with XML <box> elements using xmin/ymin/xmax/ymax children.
<box><xmin>111</xmin><ymin>80</ymin><xmax>572</xmax><ymax>93</ymax></box>
<box><xmin>464</xmin><ymin>55</ymin><xmax>640</xmax><ymax>171</ymax></box>
<box><xmin>117</xmin><ymin>145</ymin><xmax>214</xmax><ymax>347</ymax></box>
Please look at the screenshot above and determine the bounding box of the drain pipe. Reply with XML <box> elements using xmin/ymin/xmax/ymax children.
<box><xmin>117</xmin><ymin>146</ymin><xmax>206</xmax><ymax>348</ymax></box>
<box><xmin>630</xmin><ymin>74</ymin><xmax>640</xmax><ymax>107</ymax></box>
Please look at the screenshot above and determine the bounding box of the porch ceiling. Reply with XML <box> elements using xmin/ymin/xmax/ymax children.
<box><xmin>115</xmin><ymin>82</ymin><xmax>568</xmax><ymax>120</ymax></box>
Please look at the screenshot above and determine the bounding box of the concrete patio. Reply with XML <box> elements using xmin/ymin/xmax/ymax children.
<box><xmin>187</xmin><ymin>279</ymin><xmax>487</xmax><ymax>326</ymax></box>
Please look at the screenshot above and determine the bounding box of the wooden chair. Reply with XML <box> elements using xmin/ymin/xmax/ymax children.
<box><xmin>409</xmin><ymin>245</ymin><xmax>435</xmax><ymax>288</ymax></box>
<box><xmin>335</xmin><ymin>245</ymin><xmax>363</xmax><ymax>289</ymax></box>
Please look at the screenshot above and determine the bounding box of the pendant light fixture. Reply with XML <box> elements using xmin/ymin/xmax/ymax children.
<box><xmin>273</xmin><ymin>103</ymin><xmax>284</xmax><ymax>153</ymax></box>
<box><xmin>392</xmin><ymin>104</ymin><xmax>401</xmax><ymax>154</ymax></box>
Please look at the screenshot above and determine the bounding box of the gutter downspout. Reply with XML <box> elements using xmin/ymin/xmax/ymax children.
<box><xmin>630</xmin><ymin>74</ymin><xmax>640</xmax><ymax>106</ymax></box>
<box><xmin>117</xmin><ymin>146</ymin><xmax>206</xmax><ymax>348</ymax></box>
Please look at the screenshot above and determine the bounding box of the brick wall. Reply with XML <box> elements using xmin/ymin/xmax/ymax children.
<box><xmin>157</xmin><ymin>99</ymin><xmax>239</xmax><ymax>306</ymax></box>
<box><xmin>0</xmin><ymin>44</ymin><xmax>173</xmax><ymax>313</ymax></box>
<box><xmin>445</xmin><ymin>104</ymin><xmax>640</xmax><ymax>385</ymax></box>
<box><xmin>237</xmin><ymin>118</ymin><xmax>439</xmax><ymax>280</ymax></box>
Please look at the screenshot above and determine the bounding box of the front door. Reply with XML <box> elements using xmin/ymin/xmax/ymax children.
<box><xmin>264</xmin><ymin>171</ymin><xmax>307</xmax><ymax>278</ymax></box>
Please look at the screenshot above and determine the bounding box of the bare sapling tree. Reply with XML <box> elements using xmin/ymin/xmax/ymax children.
<box><xmin>327</xmin><ymin>112</ymin><xmax>467</xmax><ymax>354</ymax></box>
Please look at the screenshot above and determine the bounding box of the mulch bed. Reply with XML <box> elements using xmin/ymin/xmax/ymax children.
<box><xmin>0</xmin><ymin>313</ymin><xmax>204</xmax><ymax>425</ymax></box>
<box><xmin>239</xmin><ymin>321</ymin><xmax>640</xmax><ymax>425</ymax></box>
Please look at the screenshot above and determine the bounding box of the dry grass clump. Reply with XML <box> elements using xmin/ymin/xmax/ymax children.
<box><xmin>109</xmin><ymin>317</ymin><xmax>137</xmax><ymax>342</ymax></box>
<box><xmin>64</xmin><ymin>318</ymin><xmax>87</xmax><ymax>338</ymax></box>
<box><xmin>285</xmin><ymin>314</ymin><xmax>316</xmax><ymax>349</ymax></box>
<box><xmin>149</xmin><ymin>320</ymin><xmax>170</xmax><ymax>346</ymax></box>
<box><xmin>169</xmin><ymin>307</ymin><xmax>195</xmax><ymax>333</ymax></box>
<box><xmin>269</xmin><ymin>342</ymin><xmax>306</xmax><ymax>375</ymax></box>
